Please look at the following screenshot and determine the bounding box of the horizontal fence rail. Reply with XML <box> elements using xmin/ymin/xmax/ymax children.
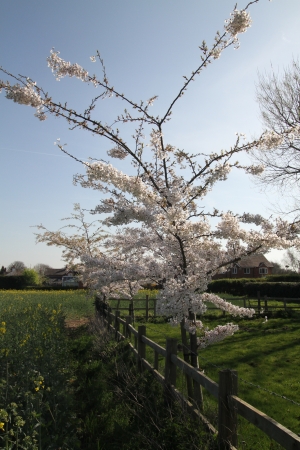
<box><xmin>101</xmin><ymin>294</ymin><xmax>300</xmax><ymax>323</ymax></box>
<box><xmin>249</xmin><ymin>291</ymin><xmax>300</xmax><ymax>314</ymax></box>
<box><xmin>96</xmin><ymin>298</ymin><xmax>300</xmax><ymax>450</ymax></box>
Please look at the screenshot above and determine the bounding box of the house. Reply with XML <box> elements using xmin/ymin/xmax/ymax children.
<box><xmin>44</xmin><ymin>267</ymin><xmax>82</xmax><ymax>287</ymax></box>
<box><xmin>213</xmin><ymin>254</ymin><xmax>273</xmax><ymax>279</ymax></box>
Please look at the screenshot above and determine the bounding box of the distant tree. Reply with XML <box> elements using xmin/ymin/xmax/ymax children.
<box><xmin>268</xmin><ymin>261</ymin><xmax>288</xmax><ymax>275</ymax></box>
<box><xmin>0</xmin><ymin>266</ymin><xmax>6</xmax><ymax>275</ymax></box>
<box><xmin>251</xmin><ymin>59</ymin><xmax>300</xmax><ymax>217</ymax></box>
<box><xmin>7</xmin><ymin>261</ymin><xmax>26</xmax><ymax>273</ymax></box>
<box><xmin>34</xmin><ymin>263</ymin><xmax>52</xmax><ymax>275</ymax></box>
<box><xmin>282</xmin><ymin>249</ymin><xmax>300</xmax><ymax>273</ymax></box>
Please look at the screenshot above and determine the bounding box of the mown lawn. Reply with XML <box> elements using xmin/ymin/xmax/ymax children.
<box><xmin>130</xmin><ymin>312</ymin><xmax>300</xmax><ymax>449</ymax></box>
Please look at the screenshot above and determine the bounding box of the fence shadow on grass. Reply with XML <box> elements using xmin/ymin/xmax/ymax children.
<box><xmin>95</xmin><ymin>298</ymin><xmax>300</xmax><ymax>450</ymax></box>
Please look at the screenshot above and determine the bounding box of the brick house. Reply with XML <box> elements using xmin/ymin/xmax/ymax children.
<box><xmin>213</xmin><ymin>254</ymin><xmax>273</xmax><ymax>279</ymax></box>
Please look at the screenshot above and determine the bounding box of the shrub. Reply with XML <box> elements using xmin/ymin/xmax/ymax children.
<box><xmin>22</xmin><ymin>268</ymin><xmax>41</xmax><ymax>286</ymax></box>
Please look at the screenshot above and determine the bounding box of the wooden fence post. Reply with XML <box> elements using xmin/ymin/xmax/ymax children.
<box><xmin>154</xmin><ymin>298</ymin><xmax>157</xmax><ymax>317</ymax></box>
<box><xmin>257</xmin><ymin>291</ymin><xmax>261</xmax><ymax>314</ymax></box>
<box><xmin>129</xmin><ymin>300</ymin><xmax>135</xmax><ymax>323</ymax></box>
<box><xmin>145</xmin><ymin>295</ymin><xmax>149</xmax><ymax>321</ymax></box>
<box><xmin>218</xmin><ymin>370</ymin><xmax>238</xmax><ymax>450</ymax></box>
<box><xmin>190</xmin><ymin>331</ymin><xmax>203</xmax><ymax>410</ymax></box>
<box><xmin>165</xmin><ymin>338</ymin><xmax>177</xmax><ymax>406</ymax></box>
<box><xmin>138</xmin><ymin>325</ymin><xmax>146</xmax><ymax>372</ymax></box>
<box><xmin>115</xmin><ymin>310</ymin><xmax>120</xmax><ymax>341</ymax></box>
<box><xmin>189</xmin><ymin>312</ymin><xmax>203</xmax><ymax>410</ymax></box>
<box><xmin>107</xmin><ymin>307</ymin><xmax>112</xmax><ymax>331</ymax></box>
<box><xmin>180</xmin><ymin>320</ymin><xmax>194</xmax><ymax>401</ymax></box>
<box><xmin>125</xmin><ymin>316</ymin><xmax>132</xmax><ymax>339</ymax></box>
<box><xmin>264</xmin><ymin>295</ymin><xmax>268</xmax><ymax>312</ymax></box>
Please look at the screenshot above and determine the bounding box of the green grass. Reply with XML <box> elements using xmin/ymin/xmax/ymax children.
<box><xmin>118</xmin><ymin>294</ymin><xmax>300</xmax><ymax>450</ymax></box>
<box><xmin>125</xmin><ymin>300</ymin><xmax>300</xmax><ymax>449</ymax></box>
<box><xmin>109</xmin><ymin>291</ymin><xmax>300</xmax><ymax>444</ymax></box>
<box><xmin>1</xmin><ymin>289</ymin><xmax>299</xmax><ymax>448</ymax></box>
<box><xmin>0</xmin><ymin>289</ymin><xmax>215</xmax><ymax>449</ymax></box>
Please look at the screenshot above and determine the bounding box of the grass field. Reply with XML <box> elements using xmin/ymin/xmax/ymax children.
<box><xmin>89</xmin><ymin>291</ymin><xmax>300</xmax><ymax>447</ymax></box>
<box><xmin>1</xmin><ymin>289</ymin><xmax>299</xmax><ymax>449</ymax></box>
<box><xmin>130</xmin><ymin>314</ymin><xmax>300</xmax><ymax>449</ymax></box>
<box><xmin>100</xmin><ymin>292</ymin><xmax>300</xmax><ymax>448</ymax></box>
<box><xmin>0</xmin><ymin>289</ymin><xmax>213</xmax><ymax>449</ymax></box>
<box><xmin>0</xmin><ymin>289</ymin><xmax>94</xmax><ymax>321</ymax></box>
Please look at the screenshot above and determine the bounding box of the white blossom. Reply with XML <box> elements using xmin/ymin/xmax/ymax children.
<box><xmin>239</xmin><ymin>213</ymin><xmax>264</xmax><ymax>226</ymax></box>
<box><xmin>197</xmin><ymin>324</ymin><xmax>239</xmax><ymax>348</ymax></box>
<box><xmin>225</xmin><ymin>10</ymin><xmax>252</xmax><ymax>38</ymax></box>
<box><xmin>245</xmin><ymin>164</ymin><xmax>265</xmax><ymax>175</ymax></box>
<box><xmin>211</xmin><ymin>48</ymin><xmax>222</xmax><ymax>60</ymax></box>
<box><xmin>200</xmin><ymin>293</ymin><xmax>255</xmax><ymax>317</ymax></box>
<box><xmin>47</xmin><ymin>49</ymin><xmax>88</xmax><ymax>81</ymax></box>
<box><xmin>259</xmin><ymin>130</ymin><xmax>284</xmax><ymax>150</ymax></box>
<box><xmin>4</xmin><ymin>82</ymin><xmax>46</xmax><ymax>121</ymax></box>
<box><xmin>107</xmin><ymin>147</ymin><xmax>128</xmax><ymax>159</ymax></box>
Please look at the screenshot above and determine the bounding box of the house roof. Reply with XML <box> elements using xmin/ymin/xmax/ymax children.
<box><xmin>234</xmin><ymin>254</ymin><xmax>273</xmax><ymax>268</ymax></box>
<box><xmin>44</xmin><ymin>267</ymin><xmax>70</xmax><ymax>278</ymax></box>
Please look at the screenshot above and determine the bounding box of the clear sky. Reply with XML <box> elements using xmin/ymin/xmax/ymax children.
<box><xmin>1</xmin><ymin>0</ymin><xmax>300</xmax><ymax>269</ymax></box>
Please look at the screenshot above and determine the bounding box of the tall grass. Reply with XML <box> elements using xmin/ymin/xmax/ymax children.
<box><xmin>0</xmin><ymin>297</ymin><xmax>80</xmax><ymax>449</ymax></box>
<box><xmin>0</xmin><ymin>289</ymin><xmax>94</xmax><ymax>321</ymax></box>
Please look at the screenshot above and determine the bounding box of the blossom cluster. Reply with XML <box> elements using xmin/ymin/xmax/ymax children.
<box><xmin>183</xmin><ymin>319</ymin><xmax>203</xmax><ymax>335</ymax></box>
<box><xmin>225</xmin><ymin>10</ymin><xmax>252</xmax><ymax>38</ymax></box>
<box><xmin>245</xmin><ymin>164</ymin><xmax>265</xmax><ymax>175</ymax></box>
<box><xmin>4</xmin><ymin>81</ymin><xmax>46</xmax><ymax>121</ymax></box>
<box><xmin>197</xmin><ymin>324</ymin><xmax>239</xmax><ymax>348</ymax></box>
<box><xmin>85</xmin><ymin>161</ymin><xmax>158</xmax><ymax>205</ymax></box>
<box><xmin>107</xmin><ymin>146</ymin><xmax>128</xmax><ymax>159</ymax></box>
<box><xmin>200</xmin><ymin>293</ymin><xmax>255</xmax><ymax>317</ymax></box>
<box><xmin>47</xmin><ymin>49</ymin><xmax>88</xmax><ymax>82</ymax></box>
<box><xmin>259</xmin><ymin>130</ymin><xmax>285</xmax><ymax>150</ymax></box>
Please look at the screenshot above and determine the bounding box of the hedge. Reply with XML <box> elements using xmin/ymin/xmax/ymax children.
<box><xmin>207</xmin><ymin>278</ymin><xmax>259</xmax><ymax>296</ymax></box>
<box><xmin>264</xmin><ymin>274</ymin><xmax>300</xmax><ymax>282</ymax></box>
<box><xmin>207</xmin><ymin>278</ymin><xmax>300</xmax><ymax>297</ymax></box>
<box><xmin>244</xmin><ymin>282</ymin><xmax>300</xmax><ymax>298</ymax></box>
<box><xmin>0</xmin><ymin>275</ymin><xmax>26</xmax><ymax>289</ymax></box>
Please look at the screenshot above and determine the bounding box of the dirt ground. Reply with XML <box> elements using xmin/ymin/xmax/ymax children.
<box><xmin>65</xmin><ymin>318</ymin><xmax>90</xmax><ymax>328</ymax></box>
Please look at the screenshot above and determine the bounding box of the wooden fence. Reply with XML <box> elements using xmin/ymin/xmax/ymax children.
<box><xmin>248</xmin><ymin>292</ymin><xmax>300</xmax><ymax>314</ymax></box>
<box><xmin>95</xmin><ymin>295</ymin><xmax>251</xmax><ymax>322</ymax></box>
<box><xmin>96</xmin><ymin>300</ymin><xmax>300</xmax><ymax>450</ymax></box>
<box><xmin>95</xmin><ymin>295</ymin><xmax>156</xmax><ymax>321</ymax></box>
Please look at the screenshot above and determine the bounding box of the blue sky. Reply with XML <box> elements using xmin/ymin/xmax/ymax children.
<box><xmin>1</xmin><ymin>0</ymin><xmax>300</xmax><ymax>268</ymax></box>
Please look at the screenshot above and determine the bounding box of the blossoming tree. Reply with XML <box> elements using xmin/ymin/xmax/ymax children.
<box><xmin>1</xmin><ymin>1</ymin><xmax>299</xmax><ymax>347</ymax></box>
